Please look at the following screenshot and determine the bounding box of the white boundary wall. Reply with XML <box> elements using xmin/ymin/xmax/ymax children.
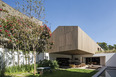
<box><xmin>0</xmin><ymin>48</ymin><xmax>49</xmax><ymax>68</ymax></box>
<box><xmin>0</xmin><ymin>48</ymin><xmax>35</xmax><ymax>67</ymax></box>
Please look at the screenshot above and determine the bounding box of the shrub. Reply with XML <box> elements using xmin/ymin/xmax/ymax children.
<box><xmin>5</xmin><ymin>64</ymin><xmax>34</xmax><ymax>73</ymax></box>
<box><xmin>38</xmin><ymin>59</ymin><xmax>59</xmax><ymax>69</ymax></box>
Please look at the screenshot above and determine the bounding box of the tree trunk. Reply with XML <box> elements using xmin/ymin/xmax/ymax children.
<box><xmin>1</xmin><ymin>46</ymin><xmax>5</xmax><ymax>77</ymax></box>
<box><xmin>13</xmin><ymin>44</ymin><xmax>15</xmax><ymax>66</ymax></box>
<box><xmin>26</xmin><ymin>53</ymin><xmax>27</xmax><ymax>65</ymax></box>
<box><xmin>24</xmin><ymin>41</ymin><xmax>27</xmax><ymax>65</ymax></box>
<box><xmin>18</xmin><ymin>45</ymin><xmax>20</xmax><ymax>65</ymax></box>
<box><xmin>28</xmin><ymin>50</ymin><xmax>30</xmax><ymax>65</ymax></box>
<box><xmin>33</xmin><ymin>44</ymin><xmax>36</xmax><ymax>75</ymax></box>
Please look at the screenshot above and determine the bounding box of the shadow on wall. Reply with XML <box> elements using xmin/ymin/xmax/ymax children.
<box><xmin>0</xmin><ymin>48</ymin><xmax>5</xmax><ymax>77</ymax></box>
<box><xmin>0</xmin><ymin>48</ymin><xmax>35</xmax><ymax>67</ymax></box>
<box><xmin>105</xmin><ymin>53</ymin><xmax>116</xmax><ymax>67</ymax></box>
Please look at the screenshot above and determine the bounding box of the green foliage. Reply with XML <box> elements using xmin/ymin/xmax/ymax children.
<box><xmin>1</xmin><ymin>2</ymin><xmax>52</xmax><ymax>74</ymax></box>
<box><xmin>5</xmin><ymin>64</ymin><xmax>34</xmax><ymax>73</ymax></box>
<box><xmin>2</xmin><ymin>9</ymin><xmax>9</xmax><ymax>13</ymax></box>
<box><xmin>2</xmin><ymin>3</ymin><xmax>6</xmax><ymax>7</ymax></box>
<box><xmin>114</xmin><ymin>44</ymin><xmax>116</xmax><ymax>50</ymax></box>
<box><xmin>0</xmin><ymin>70</ymin><xmax>1</xmax><ymax>77</ymax></box>
<box><xmin>108</xmin><ymin>45</ymin><xmax>114</xmax><ymax>50</ymax></box>
<box><xmin>16</xmin><ymin>0</ymin><xmax>45</xmax><ymax>20</ymax></box>
<box><xmin>97</xmin><ymin>42</ymin><xmax>116</xmax><ymax>53</ymax></box>
<box><xmin>98</xmin><ymin>42</ymin><xmax>108</xmax><ymax>50</ymax></box>
<box><xmin>5</xmin><ymin>69</ymin><xmax>97</xmax><ymax>77</ymax></box>
<box><xmin>38</xmin><ymin>59</ymin><xmax>59</xmax><ymax>69</ymax></box>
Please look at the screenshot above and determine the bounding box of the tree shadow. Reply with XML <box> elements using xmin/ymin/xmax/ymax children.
<box><xmin>0</xmin><ymin>48</ymin><xmax>13</xmax><ymax>77</ymax></box>
<box><xmin>0</xmin><ymin>49</ymin><xmax>5</xmax><ymax>77</ymax></box>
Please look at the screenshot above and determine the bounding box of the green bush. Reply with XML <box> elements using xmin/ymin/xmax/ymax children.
<box><xmin>2</xmin><ymin>60</ymin><xmax>59</xmax><ymax>74</ymax></box>
<box><xmin>38</xmin><ymin>59</ymin><xmax>59</xmax><ymax>69</ymax></box>
<box><xmin>5</xmin><ymin>64</ymin><xmax>34</xmax><ymax>73</ymax></box>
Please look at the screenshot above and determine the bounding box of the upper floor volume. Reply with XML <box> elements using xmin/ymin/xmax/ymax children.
<box><xmin>48</xmin><ymin>26</ymin><xmax>103</xmax><ymax>55</ymax></box>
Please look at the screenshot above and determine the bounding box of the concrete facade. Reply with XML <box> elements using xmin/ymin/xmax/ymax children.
<box><xmin>47</xmin><ymin>26</ymin><xmax>106</xmax><ymax>66</ymax></box>
<box><xmin>48</xmin><ymin>26</ymin><xmax>103</xmax><ymax>55</ymax></box>
<box><xmin>2</xmin><ymin>1</ymin><xmax>116</xmax><ymax>67</ymax></box>
<box><xmin>0</xmin><ymin>1</ymin><xmax>42</xmax><ymax>25</ymax></box>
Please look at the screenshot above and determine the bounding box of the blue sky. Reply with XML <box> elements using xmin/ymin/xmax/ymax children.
<box><xmin>2</xmin><ymin>0</ymin><xmax>116</xmax><ymax>45</ymax></box>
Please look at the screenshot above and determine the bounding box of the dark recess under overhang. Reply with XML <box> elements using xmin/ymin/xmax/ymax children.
<box><xmin>49</xmin><ymin>49</ymin><xmax>94</xmax><ymax>55</ymax></box>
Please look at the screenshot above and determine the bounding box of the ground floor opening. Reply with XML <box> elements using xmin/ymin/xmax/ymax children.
<box><xmin>56</xmin><ymin>58</ymin><xmax>69</xmax><ymax>67</ymax></box>
<box><xmin>85</xmin><ymin>57</ymin><xmax>100</xmax><ymax>65</ymax></box>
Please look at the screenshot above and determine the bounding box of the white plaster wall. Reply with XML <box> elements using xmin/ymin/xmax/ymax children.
<box><xmin>0</xmin><ymin>47</ymin><xmax>49</xmax><ymax>68</ymax></box>
<box><xmin>37</xmin><ymin>53</ymin><xmax>44</xmax><ymax>62</ymax></box>
<box><xmin>0</xmin><ymin>48</ymin><xmax>35</xmax><ymax>67</ymax></box>
<box><xmin>44</xmin><ymin>53</ymin><xmax>49</xmax><ymax>60</ymax></box>
<box><xmin>100</xmin><ymin>56</ymin><xmax>105</xmax><ymax>66</ymax></box>
<box><xmin>94</xmin><ymin>53</ymin><xmax>116</xmax><ymax>66</ymax></box>
<box><xmin>36</xmin><ymin>52</ymin><xmax>49</xmax><ymax>62</ymax></box>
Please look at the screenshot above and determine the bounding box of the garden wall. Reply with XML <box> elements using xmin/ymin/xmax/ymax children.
<box><xmin>0</xmin><ymin>0</ymin><xmax>42</xmax><ymax>25</ymax></box>
<box><xmin>0</xmin><ymin>47</ymin><xmax>50</xmax><ymax>69</ymax></box>
<box><xmin>0</xmin><ymin>48</ymin><xmax>35</xmax><ymax>68</ymax></box>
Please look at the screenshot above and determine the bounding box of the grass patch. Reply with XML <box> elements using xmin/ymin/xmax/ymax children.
<box><xmin>42</xmin><ymin>69</ymin><xmax>97</xmax><ymax>77</ymax></box>
<box><xmin>4</xmin><ymin>69</ymin><xmax>98</xmax><ymax>77</ymax></box>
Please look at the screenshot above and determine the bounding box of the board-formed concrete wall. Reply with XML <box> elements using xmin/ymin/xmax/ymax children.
<box><xmin>77</xmin><ymin>27</ymin><xmax>103</xmax><ymax>54</ymax></box>
<box><xmin>49</xmin><ymin>26</ymin><xmax>103</xmax><ymax>55</ymax></box>
<box><xmin>0</xmin><ymin>1</ymin><xmax>42</xmax><ymax>25</ymax></box>
<box><xmin>49</xmin><ymin>26</ymin><xmax>78</xmax><ymax>53</ymax></box>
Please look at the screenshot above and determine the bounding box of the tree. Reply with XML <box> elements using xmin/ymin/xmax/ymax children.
<box><xmin>114</xmin><ymin>44</ymin><xmax>116</xmax><ymax>50</ymax></box>
<box><xmin>16</xmin><ymin>0</ymin><xmax>45</xmax><ymax>20</ymax></box>
<box><xmin>108</xmin><ymin>45</ymin><xmax>114</xmax><ymax>50</ymax></box>
<box><xmin>98</xmin><ymin>42</ymin><xmax>108</xmax><ymax>50</ymax></box>
<box><xmin>16</xmin><ymin>0</ymin><xmax>49</xmax><ymax>75</ymax></box>
<box><xmin>0</xmin><ymin>15</ymin><xmax>26</xmax><ymax>65</ymax></box>
<box><xmin>0</xmin><ymin>14</ymin><xmax>52</xmax><ymax>73</ymax></box>
<box><xmin>28</xmin><ymin>23</ymin><xmax>51</xmax><ymax>74</ymax></box>
<box><xmin>1</xmin><ymin>0</ymin><xmax>52</xmax><ymax>75</ymax></box>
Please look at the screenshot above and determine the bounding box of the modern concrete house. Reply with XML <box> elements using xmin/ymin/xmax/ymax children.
<box><xmin>1</xmin><ymin>1</ymin><xmax>116</xmax><ymax>68</ymax></box>
<box><xmin>46</xmin><ymin>26</ymin><xmax>104</xmax><ymax>67</ymax></box>
<box><xmin>46</xmin><ymin>26</ymin><xmax>116</xmax><ymax>67</ymax></box>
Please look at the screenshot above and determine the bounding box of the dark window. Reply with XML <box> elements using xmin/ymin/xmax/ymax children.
<box><xmin>98</xmin><ymin>48</ymin><xmax>99</xmax><ymax>51</ymax></box>
<box><xmin>86</xmin><ymin>57</ymin><xmax>100</xmax><ymax>65</ymax></box>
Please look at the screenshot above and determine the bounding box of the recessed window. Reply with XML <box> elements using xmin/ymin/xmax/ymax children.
<box><xmin>98</xmin><ymin>48</ymin><xmax>99</xmax><ymax>51</ymax></box>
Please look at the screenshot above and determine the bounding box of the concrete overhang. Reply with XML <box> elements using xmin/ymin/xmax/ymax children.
<box><xmin>48</xmin><ymin>26</ymin><xmax>103</xmax><ymax>55</ymax></box>
<box><xmin>49</xmin><ymin>49</ymin><xmax>94</xmax><ymax>55</ymax></box>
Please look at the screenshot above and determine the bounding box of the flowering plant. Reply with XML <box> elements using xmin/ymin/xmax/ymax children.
<box><xmin>0</xmin><ymin>9</ymin><xmax>2</xmax><ymax>11</ymax></box>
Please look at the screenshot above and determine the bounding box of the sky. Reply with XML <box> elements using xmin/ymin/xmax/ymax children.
<box><xmin>2</xmin><ymin>0</ymin><xmax>116</xmax><ymax>45</ymax></box>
